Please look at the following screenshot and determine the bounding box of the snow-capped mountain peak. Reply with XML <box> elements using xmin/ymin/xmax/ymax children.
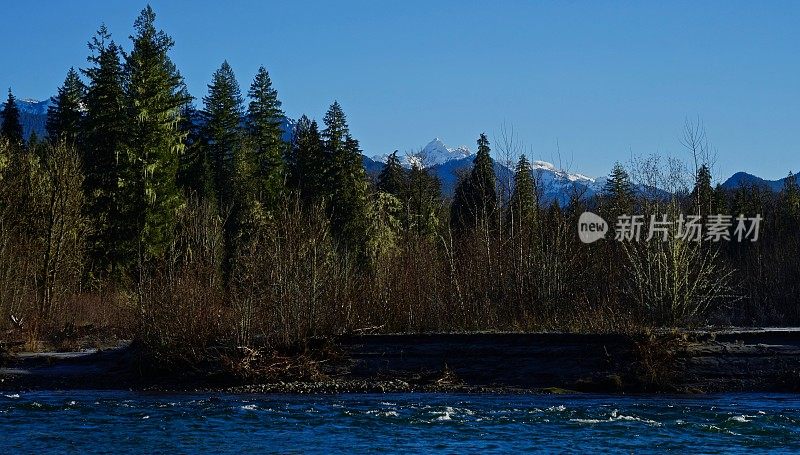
<box><xmin>372</xmin><ymin>138</ymin><xmax>474</xmax><ymax>168</ymax></box>
<box><xmin>421</xmin><ymin>138</ymin><xmax>472</xmax><ymax>163</ymax></box>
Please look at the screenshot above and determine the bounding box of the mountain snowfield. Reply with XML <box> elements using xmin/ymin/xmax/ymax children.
<box><xmin>529</xmin><ymin>159</ymin><xmax>604</xmax><ymax>194</ymax></box>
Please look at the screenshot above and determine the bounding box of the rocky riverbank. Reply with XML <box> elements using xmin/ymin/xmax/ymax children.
<box><xmin>3</xmin><ymin>329</ymin><xmax>800</xmax><ymax>393</ymax></box>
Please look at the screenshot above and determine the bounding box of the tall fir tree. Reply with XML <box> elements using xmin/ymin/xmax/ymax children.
<box><xmin>246</xmin><ymin>66</ymin><xmax>285</xmax><ymax>211</ymax></box>
<box><xmin>507</xmin><ymin>154</ymin><xmax>537</xmax><ymax>227</ymax></box>
<box><xmin>322</xmin><ymin>101</ymin><xmax>369</xmax><ymax>249</ymax></box>
<box><xmin>46</xmin><ymin>68</ymin><xmax>86</xmax><ymax>143</ymax></box>
<box><xmin>450</xmin><ymin>133</ymin><xmax>497</xmax><ymax>232</ymax></box>
<box><xmin>691</xmin><ymin>164</ymin><xmax>714</xmax><ymax>217</ymax></box>
<box><xmin>320</xmin><ymin>100</ymin><xmax>347</xmax><ymax>208</ymax></box>
<box><xmin>288</xmin><ymin>115</ymin><xmax>325</xmax><ymax>203</ymax></box>
<box><xmin>1</xmin><ymin>89</ymin><xmax>23</xmax><ymax>144</ymax></box>
<box><xmin>82</xmin><ymin>25</ymin><xmax>129</xmax><ymax>276</ymax></box>
<box><xmin>377</xmin><ymin>151</ymin><xmax>407</xmax><ymax>197</ymax></box>
<box><xmin>201</xmin><ymin>60</ymin><xmax>244</xmax><ymax>208</ymax></box>
<box><xmin>122</xmin><ymin>6</ymin><xmax>190</xmax><ymax>261</ymax></box>
<box><xmin>322</xmin><ymin>101</ymin><xmax>348</xmax><ymax>159</ymax></box>
<box><xmin>602</xmin><ymin>162</ymin><xmax>635</xmax><ymax>218</ymax></box>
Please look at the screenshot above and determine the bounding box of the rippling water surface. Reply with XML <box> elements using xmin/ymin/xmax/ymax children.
<box><xmin>2</xmin><ymin>391</ymin><xmax>800</xmax><ymax>453</ymax></box>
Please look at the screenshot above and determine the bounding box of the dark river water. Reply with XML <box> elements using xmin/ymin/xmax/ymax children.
<box><xmin>2</xmin><ymin>391</ymin><xmax>800</xmax><ymax>453</ymax></box>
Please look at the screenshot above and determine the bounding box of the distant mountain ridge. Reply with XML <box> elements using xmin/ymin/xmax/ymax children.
<box><xmin>6</xmin><ymin>98</ymin><xmax>792</xmax><ymax>204</ymax></box>
<box><xmin>1</xmin><ymin>98</ymin><xmax>51</xmax><ymax>140</ymax></box>
<box><xmin>721</xmin><ymin>172</ymin><xmax>791</xmax><ymax>192</ymax></box>
<box><xmin>367</xmin><ymin>138</ymin><xmax>605</xmax><ymax>204</ymax></box>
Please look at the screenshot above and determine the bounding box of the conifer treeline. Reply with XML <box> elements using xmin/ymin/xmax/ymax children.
<box><xmin>0</xmin><ymin>6</ymin><xmax>798</xmax><ymax>358</ymax></box>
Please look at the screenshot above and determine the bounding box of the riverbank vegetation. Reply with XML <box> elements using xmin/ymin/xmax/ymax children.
<box><xmin>1</xmin><ymin>6</ymin><xmax>799</xmax><ymax>375</ymax></box>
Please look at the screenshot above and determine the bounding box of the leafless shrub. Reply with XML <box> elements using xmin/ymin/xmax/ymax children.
<box><xmin>622</xmin><ymin>210</ymin><xmax>736</xmax><ymax>326</ymax></box>
<box><xmin>136</xmin><ymin>196</ymin><xmax>227</xmax><ymax>370</ymax></box>
<box><xmin>231</xmin><ymin>196</ymin><xmax>355</xmax><ymax>348</ymax></box>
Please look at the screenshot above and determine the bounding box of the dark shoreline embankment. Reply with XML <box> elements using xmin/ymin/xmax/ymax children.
<box><xmin>3</xmin><ymin>329</ymin><xmax>800</xmax><ymax>393</ymax></box>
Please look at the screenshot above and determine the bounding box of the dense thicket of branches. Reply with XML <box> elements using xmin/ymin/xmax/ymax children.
<box><xmin>1</xmin><ymin>7</ymin><xmax>798</xmax><ymax>362</ymax></box>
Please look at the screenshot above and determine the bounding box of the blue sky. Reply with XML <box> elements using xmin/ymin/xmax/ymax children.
<box><xmin>1</xmin><ymin>1</ymin><xmax>798</xmax><ymax>180</ymax></box>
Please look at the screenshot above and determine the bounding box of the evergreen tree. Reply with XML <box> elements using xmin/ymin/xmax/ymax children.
<box><xmin>602</xmin><ymin>162</ymin><xmax>635</xmax><ymax>217</ymax></box>
<box><xmin>322</xmin><ymin>102</ymin><xmax>368</xmax><ymax>248</ymax></box>
<box><xmin>450</xmin><ymin>133</ymin><xmax>497</xmax><ymax>232</ymax></box>
<box><xmin>1</xmin><ymin>89</ymin><xmax>23</xmax><ymax>144</ymax></box>
<box><xmin>712</xmin><ymin>183</ymin><xmax>728</xmax><ymax>216</ymax></box>
<box><xmin>406</xmin><ymin>162</ymin><xmax>442</xmax><ymax>238</ymax></box>
<box><xmin>202</xmin><ymin>61</ymin><xmax>244</xmax><ymax>208</ymax></box>
<box><xmin>691</xmin><ymin>164</ymin><xmax>714</xmax><ymax>217</ymax></box>
<box><xmin>46</xmin><ymin>68</ymin><xmax>86</xmax><ymax>143</ymax></box>
<box><xmin>247</xmin><ymin>66</ymin><xmax>285</xmax><ymax>210</ymax></box>
<box><xmin>177</xmin><ymin>104</ymin><xmax>215</xmax><ymax>201</ymax></box>
<box><xmin>82</xmin><ymin>25</ymin><xmax>129</xmax><ymax>276</ymax></box>
<box><xmin>121</xmin><ymin>6</ymin><xmax>190</xmax><ymax>261</ymax></box>
<box><xmin>338</xmin><ymin>135</ymin><xmax>370</xmax><ymax>247</ymax></box>
<box><xmin>507</xmin><ymin>154</ymin><xmax>537</xmax><ymax>227</ymax></box>
<box><xmin>377</xmin><ymin>151</ymin><xmax>407</xmax><ymax>197</ymax></box>
<box><xmin>320</xmin><ymin>101</ymin><xmax>348</xmax><ymax>210</ymax></box>
<box><xmin>288</xmin><ymin>115</ymin><xmax>325</xmax><ymax>202</ymax></box>
<box><xmin>323</xmin><ymin>101</ymin><xmax>348</xmax><ymax>159</ymax></box>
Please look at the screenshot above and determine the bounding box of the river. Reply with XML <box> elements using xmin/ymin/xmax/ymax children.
<box><xmin>2</xmin><ymin>391</ymin><xmax>800</xmax><ymax>453</ymax></box>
